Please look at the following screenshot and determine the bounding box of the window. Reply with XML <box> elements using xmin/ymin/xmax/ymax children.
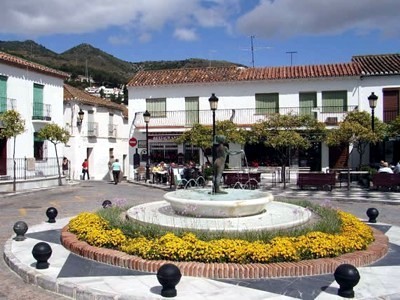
<box><xmin>33</xmin><ymin>84</ymin><xmax>44</xmax><ymax>119</ymax></box>
<box><xmin>255</xmin><ymin>93</ymin><xmax>279</xmax><ymax>115</ymax></box>
<box><xmin>0</xmin><ymin>75</ymin><xmax>7</xmax><ymax>113</ymax></box>
<box><xmin>108</xmin><ymin>113</ymin><xmax>116</xmax><ymax>137</ymax></box>
<box><xmin>146</xmin><ymin>98</ymin><xmax>166</xmax><ymax>117</ymax></box>
<box><xmin>322</xmin><ymin>91</ymin><xmax>347</xmax><ymax>113</ymax></box>
<box><xmin>185</xmin><ymin>96</ymin><xmax>199</xmax><ymax>126</ymax></box>
<box><xmin>299</xmin><ymin>92</ymin><xmax>317</xmax><ymax>117</ymax></box>
<box><xmin>34</xmin><ymin>132</ymin><xmax>45</xmax><ymax>160</ymax></box>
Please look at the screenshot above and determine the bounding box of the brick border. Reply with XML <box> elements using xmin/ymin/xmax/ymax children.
<box><xmin>61</xmin><ymin>226</ymin><xmax>388</xmax><ymax>279</ymax></box>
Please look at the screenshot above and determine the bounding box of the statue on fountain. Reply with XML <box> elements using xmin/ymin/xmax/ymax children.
<box><xmin>213</xmin><ymin>135</ymin><xmax>244</xmax><ymax>194</ymax></box>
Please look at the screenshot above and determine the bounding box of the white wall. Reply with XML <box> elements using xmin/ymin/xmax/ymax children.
<box><xmin>1</xmin><ymin>62</ymin><xmax>65</xmax><ymax>160</ymax></box>
<box><xmin>128</xmin><ymin>74</ymin><xmax>398</xmax><ymax>177</ymax></box>
<box><xmin>63</xmin><ymin>102</ymin><xmax>129</xmax><ymax>181</ymax></box>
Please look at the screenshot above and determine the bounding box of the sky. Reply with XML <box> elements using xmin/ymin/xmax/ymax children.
<box><xmin>0</xmin><ymin>0</ymin><xmax>399</xmax><ymax>68</ymax></box>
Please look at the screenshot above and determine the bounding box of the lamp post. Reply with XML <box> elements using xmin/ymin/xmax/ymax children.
<box><xmin>368</xmin><ymin>92</ymin><xmax>378</xmax><ymax>164</ymax></box>
<box><xmin>368</xmin><ymin>92</ymin><xmax>378</xmax><ymax>132</ymax></box>
<box><xmin>143</xmin><ymin>110</ymin><xmax>151</xmax><ymax>182</ymax></box>
<box><xmin>209</xmin><ymin>93</ymin><xmax>219</xmax><ymax>194</ymax></box>
<box><xmin>77</xmin><ymin>109</ymin><xmax>84</xmax><ymax>126</ymax></box>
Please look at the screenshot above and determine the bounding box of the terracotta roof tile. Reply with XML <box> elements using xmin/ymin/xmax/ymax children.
<box><xmin>64</xmin><ymin>84</ymin><xmax>128</xmax><ymax>118</ymax></box>
<box><xmin>0</xmin><ymin>51</ymin><xmax>69</xmax><ymax>79</ymax></box>
<box><xmin>127</xmin><ymin>63</ymin><xmax>360</xmax><ymax>87</ymax></box>
<box><xmin>352</xmin><ymin>53</ymin><xmax>400</xmax><ymax>76</ymax></box>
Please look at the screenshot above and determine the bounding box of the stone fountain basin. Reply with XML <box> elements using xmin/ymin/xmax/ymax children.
<box><xmin>163</xmin><ymin>188</ymin><xmax>273</xmax><ymax>218</ymax></box>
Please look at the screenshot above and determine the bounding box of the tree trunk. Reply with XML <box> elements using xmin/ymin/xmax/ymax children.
<box><xmin>282</xmin><ymin>163</ymin><xmax>287</xmax><ymax>189</ymax></box>
<box><xmin>54</xmin><ymin>144</ymin><xmax>62</xmax><ymax>186</ymax></box>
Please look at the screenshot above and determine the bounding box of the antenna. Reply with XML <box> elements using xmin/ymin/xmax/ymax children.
<box><xmin>240</xmin><ymin>36</ymin><xmax>272</xmax><ymax>67</ymax></box>
<box><xmin>286</xmin><ymin>51</ymin><xmax>297</xmax><ymax>66</ymax></box>
<box><xmin>251</xmin><ymin>35</ymin><xmax>255</xmax><ymax>68</ymax></box>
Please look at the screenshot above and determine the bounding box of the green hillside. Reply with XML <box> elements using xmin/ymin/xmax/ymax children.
<box><xmin>0</xmin><ymin>40</ymin><xmax>243</xmax><ymax>87</ymax></box>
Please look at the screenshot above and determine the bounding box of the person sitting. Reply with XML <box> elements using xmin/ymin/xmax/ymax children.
<box><xmin>394</xmin><ymin>161</ymin><xmax>400</xmax><ymax>174</ymax></box>
<box><xmin>378</xmin><ymin>162</ymin><xmax>393</xmax><ymax>174</ymax></box>
<box><xmin>152</xmin><ymin>162</ymin><xmax>168</xmax><ymax>183</ymax></box>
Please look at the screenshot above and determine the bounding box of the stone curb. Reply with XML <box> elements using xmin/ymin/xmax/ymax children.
<box><xmin>2</xmin><ymin>226</ymin><xmax>390</xmax><ymax>300</ymax></box>
<box><xmin>61</xmin><ymin>226</ymin><xmax>388</xmax><ymax>279</ymax></box>
<box><xmin>3</xmin><ymin>236</ymin><xmax>124</xmax><ymax>300</ymax></box>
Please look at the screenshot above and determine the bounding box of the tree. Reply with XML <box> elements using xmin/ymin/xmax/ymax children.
<box><xmin>37</xmin><ymin>123</ymin><xmax>70</xmax><ymax>186</ymax></box>
<box><xmin>325</xmin><ymin>111</ymin><xmax>386</xmax><ymax>169</ymax></box>
<box><xmin>0</xmin><ymin>110</ymin><xmax>25</xmax><ymax>192</ymax></box>
<box><xmin>174</xmin><ymin>120</ymin><xmax>247</xmax><ymax>165</ymax></box>
<box><xmin>249</xmin><ymin>113</ymin><xmax>326</xmax><ymax>188</ymax></box>
<box><xmin>387</xmin><ymin>115</ymin><xmax>400</xmax><ymax>139</ymax></box>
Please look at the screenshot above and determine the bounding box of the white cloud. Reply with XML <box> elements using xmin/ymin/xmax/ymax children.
<box><xmin>236</xmin><ymin>0</ymin><xmax>400</xmax><ymax>38</ymax></box>
<box><xmin>0</xmin><ymin>0</ymin><xmax>239</xmax><ymax>40</ymax></box>
<box><xmin>174</xmin><ymin>28</ymin><xmax>198</xmax><ymax>41</ymax></box>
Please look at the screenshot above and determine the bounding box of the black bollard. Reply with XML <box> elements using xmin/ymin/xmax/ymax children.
<box><xmin>13</xmin><ymin>221</ymin><xmax>28</xmax><ymax>241</ymax></box>
<box><xmin>46</xmin><ymin>207</ymin><xmax>58</xmax><ymax>223</ymax></box>
<box><xmin>157</xmin><ymin>263</ymin><xmax>182</xmax><ymax>297</ymax></box>
<box><xmin>102</xmin><ymin>200</ymin><xmax>112</xmax><ymax>208</ymax></box>
<box><xmin>366</xmin><ymin>207</ymin><xmax>379</xmax><ymax>223</ymax></box>
<box><xmin>334</xmin><ymin>264</ymin><xmax>360</xmax><ymax>298</ymax></box>
<box><xmin>32</xmin><ymin>242</ymin><xmax>52</xmax><ymax>269</ymax></box>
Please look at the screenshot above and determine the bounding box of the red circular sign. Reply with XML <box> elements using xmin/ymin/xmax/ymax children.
<box><xmin>129</xmin><ymin>137</ymin><xmax>137</xmax><ymax>147</ymax></box>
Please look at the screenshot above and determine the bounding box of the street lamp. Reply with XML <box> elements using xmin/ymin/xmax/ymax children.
<box><xmin>77</xmin><ymin>109</ymin><xmax>84</xmax><ymax>126</ymax></box>
<box><xmin>368</xmin><ymin>92</ymin><xmax>378</xmax><ymax>132</ymax></box>
<box><xmin>209</xmin><ymin>93</ymin><xmax>219</xmax><ymax>194</ymax></box>
<box><xmin>143</xmin><ymin>110</ymin><xmax>151</xmax><ymax>182</ymax></box>
<box><xmin>368</xmin><ymin>92</ymin><xmax>378</xmax><ymax>164</ymax></box>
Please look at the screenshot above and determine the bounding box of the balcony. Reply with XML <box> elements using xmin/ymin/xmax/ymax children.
<box><xmin>32</xmin><ymin>103</ymin><xmax>51</xmax><ymax>121</ymax></box>
<box><xmin>133</xmin><ymin>105</ymin><xmax>357</xmax><ymax>129</ymax></box>
<box><xmin>87</xmin><ymin>122</ymin><xmax>99</xmax><ymax>137</ymax></box>
<box><xmin>0</xmin><ymin>97</ymin><xmax>16</xmax><ymax>113</ymax></box>
<box><xmin>108</xmin><ymin>124</ymin><xmax>117</xmax><ymax>138</ymax></box>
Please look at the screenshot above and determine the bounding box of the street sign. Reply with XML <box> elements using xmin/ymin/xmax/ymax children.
<box><xmin>129</xmin><ymin>137</ymin><xmax>138</xmax><ymax>147</ymax></box>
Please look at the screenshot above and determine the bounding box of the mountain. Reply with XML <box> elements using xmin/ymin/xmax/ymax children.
<box><xmin>0</xmin><ymin>40</ymin><xmax>243</xmax><ymax>87</ymax></box>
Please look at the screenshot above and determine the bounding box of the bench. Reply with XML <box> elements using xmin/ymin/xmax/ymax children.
<box><xmin>372</xmin><ymin>173</ymin><xmax>400</xmax><ymax>191</ymax></box>
<box><xmin>297</xmin><ymin>173</ymin><xmax>336</xmax><ymax>190</ymax></box>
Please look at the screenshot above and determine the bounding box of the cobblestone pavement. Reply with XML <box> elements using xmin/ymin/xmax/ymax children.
<box><xmin>1</xmin><ymin>180</ymin><xmax>400</xmax><ymax>299</ymax></box>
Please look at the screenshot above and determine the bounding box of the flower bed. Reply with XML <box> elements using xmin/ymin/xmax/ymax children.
<box><xmin>68</xmin><ymin>210</ymin><xmax>374</xmax><ymax>264</ymax></box>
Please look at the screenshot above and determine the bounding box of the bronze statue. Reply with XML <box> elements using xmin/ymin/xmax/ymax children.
<box><xmin>212</xmin><ymin>135</ymin><xmax>243</xmax><ymax>194</ymax></box>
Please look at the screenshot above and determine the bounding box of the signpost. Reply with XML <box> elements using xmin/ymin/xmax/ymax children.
<box><xmin>129</xmin><ymin>137</ymin><xmax>137</xmax><ymax>147</ymax></box>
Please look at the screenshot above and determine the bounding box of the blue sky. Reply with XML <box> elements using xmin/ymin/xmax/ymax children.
<box><xmin>0</xmin><ymin>0</ymin><xmax>399</xmax><ymax>67</ymax></box>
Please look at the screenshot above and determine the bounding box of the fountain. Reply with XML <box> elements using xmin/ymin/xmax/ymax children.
<box><xmin>163</xmin><ymin>188</ymin><xmax>272</xmax><ymax>218</ymax></box>
<box><xmin>127</xmin><ymin>138</ymin><xmax>312</xmax><ymax>233</ymax></box>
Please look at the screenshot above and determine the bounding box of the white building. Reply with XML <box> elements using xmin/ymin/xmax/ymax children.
<box><xmin>63</xmin><ymin>84</ymin><xmax>129</xmax><ymax>181</ymax></box>
<box><xmin>0</xmin><ymin>51</ymin><xmax>69</xmax><ymax>191</ymax></box>
<box><xmin>126</xmin><ymin>53</ymin><xmax>400</xmax><ymax>179</ymax></box>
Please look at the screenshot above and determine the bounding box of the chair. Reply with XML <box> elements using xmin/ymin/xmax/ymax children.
<box><xmin>170</xmin><ymin>168</ymin><xmax>188</xmax><ymax>189</ymax></box>
<box><xmin>135</xmin><ymin>166</ymin><xmax>146</xmax><ymax>181</ymax></box>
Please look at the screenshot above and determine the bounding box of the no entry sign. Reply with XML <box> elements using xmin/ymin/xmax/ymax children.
<box><xmin>129</xmin><ymin>137</ymin><xmax>138</xmax><ymax>147</ymax></box>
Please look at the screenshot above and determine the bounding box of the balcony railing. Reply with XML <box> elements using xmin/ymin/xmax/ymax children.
<box><xmin>133</xmin><ymin>106</ymin><xmax>358</xmax><ymax>129</ymax></box>
<box><xmin>32</xmin><ymin>103</ymin><xmax>52</xmax><ymax>121</ymax></box>
<box><xmin>108</xmin><ymin>124</ymin><xmax>117</xmax><ymax>138</ymax></box>
<box><xmin>0</xmin><ymin>97</ymin><xmax>16</xmax><ymax>113</ymax></box>
<box><xmin>87</xmin><ymin>122</ymin><xmax>99</xmax><ymax>137</ymax></box>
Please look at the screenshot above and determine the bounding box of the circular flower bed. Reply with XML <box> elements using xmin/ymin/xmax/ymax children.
<box><xmin>68</xmin><ymin>210</ymin><xmax>374</xmax><ymax>264</ymax></box>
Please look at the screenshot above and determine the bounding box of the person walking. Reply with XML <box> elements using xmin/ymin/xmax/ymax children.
<box><xmin>108</xmin><ymin>156</ymin><xmax>115</xmax><ymax>182</ymax></box>
<box><xmin>111</xmin><ymin>159</ymin><xmax>121</xmax><ymax>185</ymax></box>
<box><xmin>62</xmin><ymin>157</ymin><xmax>69</xmax><ymax>178</ymax></box>
<box><xmin>82</xmin><ymin>159</ymin><xmax>90</xmax><ymax>180</ymax></box>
